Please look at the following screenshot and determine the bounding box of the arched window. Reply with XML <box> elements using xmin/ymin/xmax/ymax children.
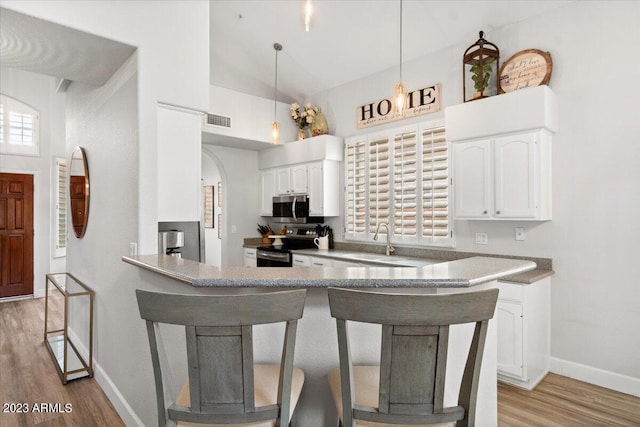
<box><xmin>0</xmin><ymin>94</ymin><xmax>40</xmax><ymax>156</ymax></box>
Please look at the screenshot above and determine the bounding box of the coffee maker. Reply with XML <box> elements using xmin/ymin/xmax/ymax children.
<box><xmin>158</xmin><ymin>230</ymin><xmax>184</xmax><ymax>258</ymax></box>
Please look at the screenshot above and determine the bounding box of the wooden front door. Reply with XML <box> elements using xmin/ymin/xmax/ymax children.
<box><xmin>0</xmin><ymin>173</ymin><xmax>34</xmax><ymax>298</ymax></box>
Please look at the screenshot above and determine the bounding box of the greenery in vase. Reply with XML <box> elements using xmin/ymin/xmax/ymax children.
<box><xmin>290</xmin><ymin>103</ymin><xmax>318</xmax><ymax>130</ymax></box>
<box><xmin>470</xmin><ymin>58</ymin><xmax>495</xmax><ymax>93</ymax></box>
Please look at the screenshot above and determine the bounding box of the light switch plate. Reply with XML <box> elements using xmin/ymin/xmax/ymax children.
<box><xmin>515</xmin><ymin>227</ymin><xmax>526</xmax><ymax>241</ymax></box>
<box><xmin>475</xmin><ymin>232</ymin><xmax>488</xmax><ymax>245</ymax></box>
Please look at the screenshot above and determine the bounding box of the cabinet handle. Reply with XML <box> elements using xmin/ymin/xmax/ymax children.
<box><xmin>496</xmin><ymin>210</ymin><xmax>501</xmax><ymax>215</ymax></box>
<box><xmin>483</xmin><ymin>210</ymin><xmax>488</xmax><ymax>214</ymax></box>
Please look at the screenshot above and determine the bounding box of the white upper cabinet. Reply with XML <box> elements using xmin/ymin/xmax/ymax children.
<box><xmin>453</xmin><ymin>140</ymin><xmax>492</xmax><ymax>218</ymax></box>
<box><xmin>447</xmin><ymin>86</ymin><xmax>557</xmax><ymax>221</ymax></box>
<box><xmin>308</xmin><ymin>160</ymin><xmax>340</xmax><ymax>216</ymax></box>
<box><xmin>260</xmin><ymin>169</ymin><xmax>276</xmax><ymax>216</ymax></box>
<box><xmin>259</xmin><ymin>135</ymin><xmax>343</xmax><ymax>217</ymax></box>
<box><xmin>276</xmin><ymin>164</ymin><xmax>308</xmax><ymax>195</ymax></box>
<box><xmin>453</xmin><ymin>130</ymin><xmax>551</xmax><ymax>220</ymax></box>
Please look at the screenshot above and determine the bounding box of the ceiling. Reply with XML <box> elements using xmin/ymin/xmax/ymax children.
<box><xmin>210</xmin><ymin>0</ymin><xmax>573</xmax><ymax>103</ymax></box>
<box><xmin>1</xmin><ymin>1</ymin><xmax>572</xmax><ymax>99</ymax></box>
<box><xmin>0</xmin><ymin>7</ymin><xmax>136</xmax><ymax>87</ymax></box>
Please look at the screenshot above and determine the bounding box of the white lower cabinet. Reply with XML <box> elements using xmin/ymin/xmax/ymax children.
<box><xmin>310</xmin><ymin>256</ymin><xmax>333</xmax><ymax>267</ymax></box>
<box><xmin>496</xmin><ymin>277</ymin><xmax>550</xmax><ymax>390</ymax></box>
<box><xmin>243</xmin><ymin>248</ymin><xmax>257</xmax><ymax>267</ymax></box>
<box><xmin>292</xmin><ymin>254</ymin><xmax>311</xmax><ymax>267</ymax></box>
<box><xmin>294</xmin><ymin>254</ymin><xmax>360</xmax><ymax>267</ymax></box>
<box><xmin>332</xmin><ymin>259</ymin><xmax>361</xmax><ymax>267</ymax></box>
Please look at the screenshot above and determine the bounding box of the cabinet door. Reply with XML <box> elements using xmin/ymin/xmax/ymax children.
<box><xmin>310</xmin><ymin>257</ymin><xmax>333</xmax><ymax>267</ymax></box>
<box><xmin>332</xmin><ymin>259</ymin><xmax>360</xmax><ymax>267</ymax></box>
<box><xmin>308</xmin><ymin>162</ymin><xmax>324</xmax><ymax>215</ymax></box>
<box><xmin>260</xmin><ymin>169</ymin><xmax>276</xmax><ymax>216</ymax></box>
<box><xmin>453</xmin><ymin>140</ymin><xmax>491</xmax><ymax>218</ymax></box>
<box><xmin>276</xmin><ymin>168</ymin><xmax>291</xmax><ymax>195</ymax></box>
<box><xmin>290</xmin><ymin>164</ymin><xmax>308</xmax><ymax>194</ymax></box>
<box><xmin>497</xmin><ymin>300</ymin><xmax>524</xmax><ymax>380</ymax></box>
<box><xmin>243</xmin><ymin>248</ymin><xmax>257</xmax><ymax>267</ymax></box>
<box><xmin>292</xmin><ymin>254</ymin><xmax>311</xmax><ymax>267</ymax></box>
<box><xmin>494</xmin><ymin>133</ymin><xmax>537</xmax><ymax>218</ymax></box>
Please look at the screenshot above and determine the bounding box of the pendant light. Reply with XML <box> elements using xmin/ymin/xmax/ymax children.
<box><xmin>304</xmin><ymin>0</ymin><xmax>313</xmax><ymax>32</ymax></box>
<box><xmin>393</xmin><ymin>0</ymin><xmax>407</xmax><ymax>116</ymax></box>
<box><xmin>272</xmin><ymin>42</ymin><xmax>282</xmax><ymax>144</ymax></box>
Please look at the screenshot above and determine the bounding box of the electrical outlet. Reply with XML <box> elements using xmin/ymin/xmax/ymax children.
<box><xmin>515</xmin><ymin>227</ymin><xmax>526</xmax><ymax>241</ymax></box>
<box><xmin>475</xmin><ymin>232</ymin><xmax>488</xmax><ymax>245</ymax></box>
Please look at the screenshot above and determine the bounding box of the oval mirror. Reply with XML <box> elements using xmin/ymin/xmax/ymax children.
<box><xmin>69</xmin><ymin>146</ymin><xmax>90</xmax><ymax>238</ymax></box>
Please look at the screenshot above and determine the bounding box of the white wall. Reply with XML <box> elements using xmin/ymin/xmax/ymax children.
<box><xmin>208</xmin><ymin>85</ymin><xmax>297</xmax><ymax>144</ymax></box>
<box><xmin>2</xmin><ymin>0</ymin><xmax>210</xmax><ymax>254</ymax></box>
<box><xmin>0</xmin><ymin>67</ymin><xmax>67</xmax><ymax>295</ymax></box>
<box><xmin>202</xmin><ymin>144</ymin><xmax>261</xmax><ymax>266</ymax></box>
<box><xmin>202</xmin><ymin>149</ymin><xmax>222</xmax><ymax>266</ymax></box>
<box><xmin>312</xmin><ymin>1</ymin><xmax>640</xmax><ymax>392</ymax></box>
<box><xmin>1</xmin><ymin>1</ymin><xmax>211</xmax><ymax>425</ymax></box>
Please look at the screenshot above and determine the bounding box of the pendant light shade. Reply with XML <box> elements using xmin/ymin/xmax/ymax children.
<box><xmin>393</xmin><ymin>0</ymin><xmax>406</xmax><ymax>116</ymax></box>
<box><xmin>272</xmin><ymin>42</ymin><xmax>282</xmax><ymax>144</ymax></box>
<box><xmin>394</xmin><ymin>82</ymin><xmax>407</xmax><ymax>114</ymax></box>
<box><xmin>304</xmin><ymin>0</ymin><xmax>313</xmax><ymax>32</ymax></box>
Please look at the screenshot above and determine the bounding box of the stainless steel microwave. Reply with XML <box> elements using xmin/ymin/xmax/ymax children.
<box><xmin>272</xmin><ymin>195</ymin><xmax>323</xmax><ymax>223</ymax></box>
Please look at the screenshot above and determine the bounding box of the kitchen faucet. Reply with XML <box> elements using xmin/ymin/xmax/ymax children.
<box><xmin>373</xmin><ymin>222</ymin><xmax>395</xmax><ymax>256</ymax></box>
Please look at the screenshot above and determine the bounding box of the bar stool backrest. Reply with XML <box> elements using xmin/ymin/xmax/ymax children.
<box><xmin>136</xmin><ymin>289</ymin><xmax>306</xmax><ymax>426</ymax></box>
<box><xmin>328</xmin><ymin>287</ymin><xmax>499</xmax><ymax>426</ymax></box>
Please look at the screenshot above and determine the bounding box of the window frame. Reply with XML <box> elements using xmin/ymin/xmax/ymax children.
<box><xmin>344</xmin><ymin>120</ymin><xmax>454</xmax><ymax>248</ymax></box>
<box><xmin>0</xmin><ymin>94</ymin><xmax>40</xmax><ymax>157</ymax></box>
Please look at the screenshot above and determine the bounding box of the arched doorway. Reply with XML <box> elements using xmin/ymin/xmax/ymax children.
<box><xmin>201</xmin><ymin>148</ymin><xmax>226</xmax><ymax>266</ymax></box>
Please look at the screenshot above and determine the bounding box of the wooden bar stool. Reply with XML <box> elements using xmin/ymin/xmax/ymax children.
<box><xmin>327</xmin><ymin>287</ymin><xmax>499</xmax><ymax>427</ymax></box>
<box><xmin>136</xmin><ymin>289</ymin><xmax>307</xmax><ymax>427</ymax></box>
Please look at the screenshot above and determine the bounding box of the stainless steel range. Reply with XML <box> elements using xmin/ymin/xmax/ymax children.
<box><xmin>256</xmin><ymin>227</ymin><xmax>319</xmax><ymax>267</ymax></box>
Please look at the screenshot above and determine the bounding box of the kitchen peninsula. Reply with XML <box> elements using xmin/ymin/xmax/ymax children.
<box><xmin>123</xmin><ymin>254</ymin><xmax>535</xmax><ymax>426</ymax></box>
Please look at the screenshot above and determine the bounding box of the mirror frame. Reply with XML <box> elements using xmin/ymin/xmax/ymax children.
<box><xmin>69</xmin><ymin>146</ymin><xmax>90</xmax><ymax>238</ymax></box>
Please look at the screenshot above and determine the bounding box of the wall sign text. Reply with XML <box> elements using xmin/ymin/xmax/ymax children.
<box><xmin>356</xmin><ymin>83</ymin><xmax>441</xmax><ymax>129</ymax></box>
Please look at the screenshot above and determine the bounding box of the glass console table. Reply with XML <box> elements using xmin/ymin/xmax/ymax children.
<box><xmin>44</xmin><ymin>273</ymin><xmax>94</xmax><ymax>384</ymax></box>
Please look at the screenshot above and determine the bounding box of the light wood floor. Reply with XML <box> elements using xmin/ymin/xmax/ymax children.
<box><xmin>0</xmin><ymin>296</ymin><xmax>124</xmax><ymax>426</ymax></box>
<box><xmin>2</xmin><ymin>297</ymin><xmax>639</xmax><ymax>426</ymax></box>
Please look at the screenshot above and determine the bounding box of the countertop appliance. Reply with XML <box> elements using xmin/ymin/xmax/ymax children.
<box><xmin>256</xmin><ymin>227</ymin><xmax>319</xmax><ymax>267</ymax></box>
<box><xmin>158</xmin><ymin>221</ymin><xmax>204</xmax><ymax>262</ymax></box>
<box><xmin>158</xmin><ymin>230</ymin><xmax>184</xmax><ymax>258</ymax></box>
<box><xmin>272</xmin><ymin>194</ymin><xmax>324</xmax><ymax>224</ymax></box>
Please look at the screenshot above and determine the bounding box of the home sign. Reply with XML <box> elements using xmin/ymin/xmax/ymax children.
<box><xmin>356</xmin><ymin>83</ymin><xmax>441</xmax><ymax>129</ymax></box>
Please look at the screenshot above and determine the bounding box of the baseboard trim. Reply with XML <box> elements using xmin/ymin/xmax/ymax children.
<box><xmin>67</xmin><ymin>329</ymin><xmax>144</xmax><ymax>426</ymax></box>
<box><xmin>550</xmin><ymin>357</ymin><xmax>640</xmax><ymax>397</ymax></box>
<box><xmin>93</xmin><ymin>360</ymin><xmax>145</xmax><ymax>427</ymax></box>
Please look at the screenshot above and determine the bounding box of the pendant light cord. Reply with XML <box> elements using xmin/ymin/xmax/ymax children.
<box><xmin>399</xmin><ymin>0</ymin><xmax>403</xmax><ymax>82</ymax></box>
<box><xmin>274</xmin><ymin>44</ymin><xmax>279</xmax><ymax>120</ymax></box>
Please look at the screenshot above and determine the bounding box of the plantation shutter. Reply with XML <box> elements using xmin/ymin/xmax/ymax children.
<box><xmin>56</xmin><ymin>159</ymin><xmax>68</xmax><ymax>254</ymax></box>
<box><xmin>422</xmin><ymin>126</ymin><xmax>449</xmax><ymax>240</ymax></box>
<box><xmin>368</xmin><ymin>136</ymin><xmax>390</xmax><ymax>233</ymax></box>
<box><xmin>345</xmin><ymin>140</ymin><xmax>366</xmax><ymax>235</ymax></box>
<box><xmin>393</xmin><ymin>131</ymin><xmax>418</xmax><ymax>238</ymax></box>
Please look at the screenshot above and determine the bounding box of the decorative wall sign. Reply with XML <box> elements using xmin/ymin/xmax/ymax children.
<box><xmin>356</xmin><ymin>84</ymin><xmax>441</xmax><ymax>129</ymax></box>
<box><xmin>499</xmin><ymin>49</ymin><xmax>552</xmax><ymax>93</ymax></box>
<box><xmin>203</xmin><ymin>185</ymin><xmax>214</xmax><ymax>228</ymax></box>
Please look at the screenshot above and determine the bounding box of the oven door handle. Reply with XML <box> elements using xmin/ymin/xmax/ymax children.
<box><xmin>256</xmin><ymin>250</ymin><xmax>290</xmax><ymax>262</ymax></box>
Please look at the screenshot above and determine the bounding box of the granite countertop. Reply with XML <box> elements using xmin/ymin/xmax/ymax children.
<box><xmin>243</xmin><ymin>238</ymin><xmax>553</xmax><ymax>284</ymax></box>
<box><xmin>122</xmin><ymin>254</ymin><xmax>536</xmax><ymax>288</ymax></box>
<box><xmin>287</xmin><ymin>248</ymin><xmax>553</xmax><ymax>284</ymax></box>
